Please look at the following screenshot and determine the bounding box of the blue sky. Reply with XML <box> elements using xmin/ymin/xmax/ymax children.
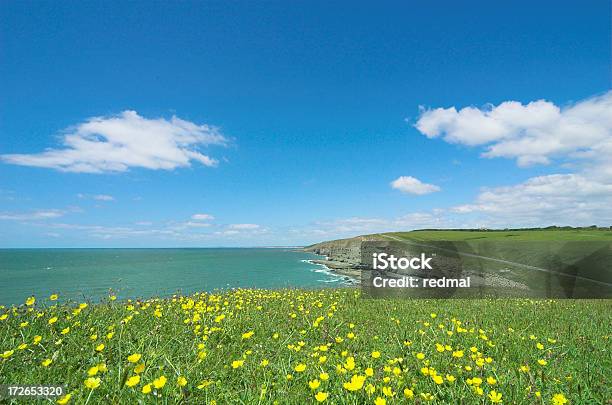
<box><xmin>1</xmin><ymin>1</ymin><xmax>611</xmax><ymax>247</ymax></box>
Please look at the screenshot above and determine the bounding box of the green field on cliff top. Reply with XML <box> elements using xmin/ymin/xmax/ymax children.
<box><xmin>1</xmin><ymin>289</ymin><xmax>610</xmax><ymax>404</ymax></box>
<box><xmin>380</xmin><ymin>228</ymin><xmax>612</xmax><ymax>242</ymax></box>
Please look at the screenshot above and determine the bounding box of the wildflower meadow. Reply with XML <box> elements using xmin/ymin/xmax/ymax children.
<box><xmin>0</xmin><ymin>289</ymin><xmax>610</xmax><ymax>404</ymax></box>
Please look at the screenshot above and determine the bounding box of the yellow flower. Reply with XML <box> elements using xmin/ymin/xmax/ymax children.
<box><xmin>17</xmin><ymin>343</ymin><xmax>27</xmax><ymax>350</ymax></box>
<box><xmin>371</xmin><ymin>351</ymin><xmax>381</xmax><ymax>358</ymax></box>
<box><xmin>536</xmin><ymin>342</ymin><xmax>544</xmax><ymax>350</ymax></box>
<box><xmin>61</xmin><ymin>327</ymin><xmax>70</xmax><ymax>335</ymax></box>
<box><xmin>420</xmin><ymin>392</ymin><xmax>434</xmax><ymax>401</ymax></box>
<box><xmin>1</xmin><ymin>350</ymin><xmax>14</xmax><ymax>359</ymax></box>
<box><xmin>487</xmin><ymin>376</ymin><xmax>497</xmax><ymax>385</ymax></box>
<box><xmin>49</xmin><ymin>294</ymin><xmax>58</xmax><ymax>301</ymax></box>
<box><xmin>232</xmin><ymin>360</ymin><xmax>244</xmax><ymax>369</ymax></box>
<box><xmin>433</xmin><ymin>375</ymin><xmax>444</xmax><ymax>384</ymax></box>
<box><xmin>319</xmin><ymin>372</ymin><xmax>329</xmax><ymax>381</ymax></box>
<box><xmin>41</xmin><ymin>358</ymin><xmax>53</xmax><ymax>367</ymax></box>
<box><xmin>57</xmin><ymin>393</ymin><xmax>72</xmax><ymax>404</ymax></box>
<box><xmin>126</xmin><ymin>375</ymin><xmax>140</xmax><ymax>387</ymax></box>
<box><xmin>26</xmin><ymin>296</ymin><xmax>36</xmax><ymax>306</ymax></box>
<box><xmin>488</xmin><ymin>390</ymin><xmax>502</xmax><ymax>403</ymax></box>
<box><xmin>134</xmin><ymin>363</ymin><xmax>145</xmax><ymax>373</ymax></box>
<box><xmin>382</xmin><ymin>386</ymin><xmax>394</xmax><ymax>397</ymax></box>
<box><xmin>520</xmin><ymin>365</ymin><xmax>530</xmax><ymax>372</ymax></box>
<box><xmin>84</xmin><ymin>377</ymin><xmax>101</xmax><ymax>389</ymax></box>
<box><xmin>446</xmin><ymin>374</ymin><xmax>456</xmax><ymax>382</ymax></box>
<box><xmin>314</xmin><ymin>391</ymin><xmax>328</xmax><ymax>402</ymax></box>
<box><xmin>430</xmin><ymin>313</ymin><xmax>437</xmax><ymax>318</ymax></box>
<box><xmin>197</xmin><ymin>380</ymin><xmax>214</xmax><ymax>389</ymax></box>
<box><xmin>343</xmin><ymin>374</ymin><xmax>366</xmax><ymax>391</ymax></box>
<box><xmin>537</xmin><ymin>359</ymin><xmax>547</xmax><ymax>366</ymax></box>
<box><xmin>87</xmin><ymin>366</ymin><xmax>99</xmax><ymax>376</ymax></box>
<box><xmin>153</xmin><ymin>375</ymin><xmax>167</xmax><ymax>389</ymax></box>
<box><xmin>242</xmin><ymin>331</ymin><xmax>254</xmax><ymax>339</ymax></box>
<box><xmin>95</xmin><ymin>343</ymin><xmax>105</xmax><ymax>352</ymax></box>
<box><xmin>127</xmin><ymin>353</ymin><xmax>142</xmax><ymax>363</ymax></box>
<box><xmin>416</xmin><ymin>352</ymin><xmax>425</xmax><ymax>360</ymax></box>
<box><xmin>452</xmin><ymin>350</ymin><xmax>464</xmax><ymax>358</ymax></box>
<box><xmin>294</xmin><ymin>363</ymin><xmax>306</xmax><ymax>372</ymax></box>
<box><xmin>404</xmin><ymin>388</ymin><xmax>414</xmax><ymax>398</ymax></box>
<box><xmin>308</xmin><ymin>379</ymin><xmax>321</xmax><ymax>390</ymax></box>
<box><xmin>142</xmin><ymin>383</ymin><xmax>152</xmax><ymax>394</ymax></box>
<box><xmin>374</xmin><ymin>397</ymin><xmax>386</xmax><ymax>405</ymax></box>
<box><xmin>552</xmin><ymin>393</ymin><xmax>568</xmax><ymax>405</ymax></box>
<box><xmin>260</xmin><ymin>359</ymin><xmax>269</xmax><ymax>367</ymax></box>
<box><xmin>365</xmin><ymin>367</ymin><xmax>374</xmax><ymax>377</ymax></box>
<box><xmin>344</xmin><ymin>357</ymin><xmax>355</xmax><ymax>371</ymax></box>
<box><xmin>177</xmin><ymin>376</ymin><xmax>187</xmax><ymax>387</ymax></box>
<box><xmin>98</xmin><ymin>363</ymin><xmax>107</xmax><ymax>373</ymax></box>
<box><xmin>48</xmin><ymin>317</ymin><xmax>58</xmax><ymax>325</ymax></box>
<box><xmin>109</xmin><ymin>295</ymin><xmax>117</xmax><ymax>301</ymax></box>
<box><xmin>319</xmin><ymin>355</ymin><xmax>327</xmax><ymax>364</ymax></box>
<box><xmin>33</xmin><ymin>335</ymin><xmax>42</xmax><ymax>344</ymax></box>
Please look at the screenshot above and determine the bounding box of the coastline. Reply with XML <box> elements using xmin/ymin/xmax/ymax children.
<box><xmin>302</xmin><ymin>257</ymin><xmax>361</xmax><ymax>285</ymax></box>
<box><xmin>303</xmin><ymin>236</ymin><xmax>364</xmax><ymax>284</ymax></box>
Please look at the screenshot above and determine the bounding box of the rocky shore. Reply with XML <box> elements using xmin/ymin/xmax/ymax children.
<box><xmin>304</xmin><ymin>236</ymin><xmax>372</xmax><ymax>283</ymax></box>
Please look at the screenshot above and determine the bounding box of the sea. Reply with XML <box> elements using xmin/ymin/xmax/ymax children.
<box><xmin>0</xmin><ymin>248</ymin><xmax>350</xmax><ymax>306</ymax></box>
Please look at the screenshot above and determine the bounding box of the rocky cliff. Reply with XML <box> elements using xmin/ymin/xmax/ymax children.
<box><xmin>303</xmin><ymin>235</ymin><xmax>381</xmax><ymax>281</ymax></box>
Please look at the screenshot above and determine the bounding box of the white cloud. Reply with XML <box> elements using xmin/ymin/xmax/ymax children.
<box><xmin>451</xmin><ymin>173</ymin><xmax>612</xmax><ymax>227</ymax></box>
<box><xmin>183</xmin><ymin>221</ymin><xmax>212</xmax><ymax>228</ymax></box>
<box><xmin>415</xmin><ymin>91</ymin><xmax>612</xmax><ymax>168</ymax></box>
<box><xmin>311</xmin><ymin>212</ymin><xmax>455</xmax><ymax>236</ymax></box>
<box><xmin>191</xmin><ymin>213</ymin><xmax>214</xmax><ymax>221</ymax></box>
<box><xmin>228</xmin><ymin>223</ymin><xmax>260</xmax><ymax>230</ymax></box>
<box><xmin>1</xmin><ymin>110</ymin><xmax>228</xmax><ymax>173</ymax></box>
<box><xmin>0</xmin><ymin>209</ymin><xmax>64</xmax><ymax>221</ymax></box>
<box><xmin>412</xmin><ymin>92</ymin><xmax>612</xmax><ymax>228</ymax></box>
<box><xmin>391</xmin><ymin>176</ymin><xmax>440</xmax><ymax>195</ymax></box>
<box><xmin>93</xmin><ymin>194</ymin><xmax>114</xmax><ymax>201</ymax></box>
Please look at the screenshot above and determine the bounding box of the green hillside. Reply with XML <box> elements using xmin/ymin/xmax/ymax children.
<box><xmin>382</xmin><ymin>227</ymin><xmax>612</xmax><ymax>242</ymax></box>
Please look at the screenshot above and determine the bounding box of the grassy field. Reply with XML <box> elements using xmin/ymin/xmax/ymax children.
<box><xmin>1</xmin><ymin>290</ymin><xmax>610</xmax><ymax>404</ymax></box>
<box><xmin>384</xmin><ymin>228</ymin><xmax>612</xmax><ymax>242</ymax></box>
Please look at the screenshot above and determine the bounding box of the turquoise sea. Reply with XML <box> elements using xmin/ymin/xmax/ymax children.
<box><xmin>0</xmin><ymin>248</ymin><xmax>348</xmax><ymax>305</ymax></box>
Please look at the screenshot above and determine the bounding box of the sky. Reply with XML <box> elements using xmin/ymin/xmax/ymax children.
<box><xmin>1</xmin><ymin>0</ymin><xmax>611</xmax><ymax>247</ymax></box>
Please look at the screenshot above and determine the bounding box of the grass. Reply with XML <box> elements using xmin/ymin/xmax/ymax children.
<box><xmin>384</xmin><ymin>229</ymin><xmax>612</xmax><ymax>242</ymax></box>
<box><xmin>1</xmin><ymin>289</ymin><xmax>610</xmax><ymax>404</ymax></box>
